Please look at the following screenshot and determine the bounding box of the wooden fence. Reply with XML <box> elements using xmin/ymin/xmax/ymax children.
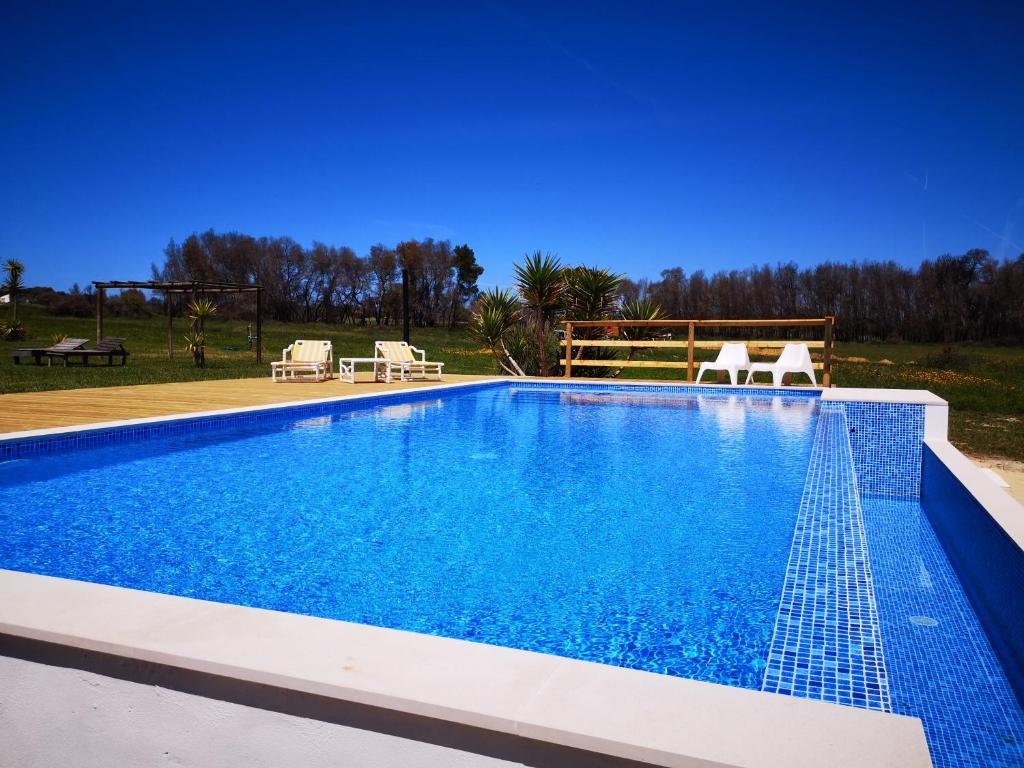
<box><xmin>561</xmin><ymin>317</ymin><xmax>835</xmax><ymax>387</ymax></box>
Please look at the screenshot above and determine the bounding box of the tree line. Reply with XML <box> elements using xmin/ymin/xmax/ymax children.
<box><xmin>623</xmin><ymin>249</ymin><xmax>1024</xmax><ymax>342</ymax></box>
<box><xmin>154</xmin><ymin>231</ymin><xmax>484</xmax><ymax>327</ymax></box>
<box><xmin>15</xmin><ymin>232</ymin><xmax>1024</xmax><ymax>344</ymax></box>
<box><xmin>471</xmin><ymin>248</ymin><xmax>1024</xmax><ymax>378</ymax></box>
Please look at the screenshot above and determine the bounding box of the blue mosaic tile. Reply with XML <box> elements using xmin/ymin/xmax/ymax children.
<box><xmin>512</xmin><ymin>381</ymin><xmax>819</xmax><ymax>399</ymax></box>
<box><xmin>922</xmin><ymin>446</ymin><xmax>1024</xmax><ymax>701</ymax></box>
<box><xmin>843</xmin><ymin>401</ymin><xmax>924</xmax><ymax>497</ymax></box>
<box><xmin>762</xmin><ymin>402</ymin><xmax>891</xmax><ymax>710</ymax></box>
<box><xmin>862</xmin><ymin>496</ymin><xmax>1024</xmax><ymax>767</ymax></box>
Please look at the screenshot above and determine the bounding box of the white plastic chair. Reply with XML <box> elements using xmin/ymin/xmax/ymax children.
<box><xmin>745</xmin><ymin>343</ymin><xmax>817</xmax><ymax>387</ymax></box>
<box><xmin>695</xmin><ymin>343</ymin><xmax>751</xmax><ymax>386</ymax></box>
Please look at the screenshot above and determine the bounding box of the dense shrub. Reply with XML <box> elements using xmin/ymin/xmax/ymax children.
<box><xmin>0</xmin><ymin>321</ymin><xmax>28</xmax><ymax>341</ymax></box>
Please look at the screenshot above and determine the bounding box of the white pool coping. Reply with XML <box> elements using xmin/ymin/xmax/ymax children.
<box><xmin>0</xmin><ymin>570</ymin><xmax>930</xmax><ymax>767</ymax></box>
<box><xmin>821</xmin><ymin>387</ymin><xmax>947</xmax><ymax>406</ymax></box>
<box><xmin>0</xmin><ymin>378</ymin><xmax>941</xmax><ymax>767</ymax></box>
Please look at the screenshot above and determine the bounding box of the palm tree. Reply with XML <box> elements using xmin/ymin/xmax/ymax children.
<box><xmin>514</xmin><ymin>251</ymin><xmax>564</xmax><ymax>377</ymax></box>
<box><xmin>3</xmin><ymin>259</ymin><xmax>25</xmax><ymax>323</ymax></box>
<box><xmin>562</xmin><ymin>266</ymin><xmax>622</xmax><ymax>322</ymax></box>
<box><xmin>185</xmin><ymin>298</ymin><xmax>218</xmax><ymax>367</ymax></box>
<box><xmin>610</xmin><ymin>298</ymin><xmax>670</xmax><ymax>377</ymax></box>
<box><xmin>469</xmin><ymin>288</ymin><xmax>526</xmax><ymax>376</ymax></box>
<box><xmin>619</xmin><ymin>298</ymin><xmax>669</xmax><ymax>338</ymax></box>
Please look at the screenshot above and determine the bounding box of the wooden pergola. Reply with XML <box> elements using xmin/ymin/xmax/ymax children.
<box><xmin>92</xmin><ymin>280</ymin><xmax>264</xmax><ymax>363</ymax></box>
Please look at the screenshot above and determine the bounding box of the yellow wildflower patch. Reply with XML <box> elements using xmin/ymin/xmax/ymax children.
<box><xmin>441</xmin><ymin>347</ymin><xmax>491</xmax><ymax>356</ymax></box>
<box><xmin>896</xmin><ymin>368</ymin><xmax>1003</xmax><ymax>388</ymax></box>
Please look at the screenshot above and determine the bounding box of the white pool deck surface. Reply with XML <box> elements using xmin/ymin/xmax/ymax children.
<box><xmin>3</xmin><ymin>377</ymin><xmax>1022</xmax><ymax>767</ymax></box>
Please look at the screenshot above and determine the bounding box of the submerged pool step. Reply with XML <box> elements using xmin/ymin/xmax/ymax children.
<box><xmin>761</xmin><ymin>402</ymin><xmax>892</xmax><ymax>711</ymax></box>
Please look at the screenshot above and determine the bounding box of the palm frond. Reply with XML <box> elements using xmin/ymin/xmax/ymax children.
<box><xmin>563</xmin><ymin>266</ymin><xmax>623</xmax><ymax>321</ymax></box>
<box><xmin>514</xmin><ymin>251</ymin><xmax>564</xmax><ymax>309</ymax></box>
<box><xmin>620</xmin><ymin>298</ymin><xmax>669</xmax><ymax>340</ymax></box>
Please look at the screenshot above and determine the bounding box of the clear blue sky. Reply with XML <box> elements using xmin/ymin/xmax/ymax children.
<box><xmin>2</xmin><ymin>1</ymin><xmax>1022</xmax><ymax>292</ymax></box>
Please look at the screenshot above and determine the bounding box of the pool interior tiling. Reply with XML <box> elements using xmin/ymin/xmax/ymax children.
<box><xmin>770</xmin><ymin>399</ymin><xmax>1024</xmax><ymax>767</ymax></box>
<box><xmin>762</xmin><ymin>403</ymin><xmax>890</xmax><ymax>710</ymax></box>
<box><xmin>863</xmin><ymin>496</ymin><xmax>1024</xmax><ymax>768</ymax></box>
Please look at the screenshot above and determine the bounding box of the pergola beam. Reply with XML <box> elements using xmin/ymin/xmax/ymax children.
<box><xmin>94</xmin><ymin>280</ymin><xmax>260</xmax><ymax>293</ymax></box>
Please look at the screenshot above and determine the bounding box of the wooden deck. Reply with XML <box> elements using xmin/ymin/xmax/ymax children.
<box><xmin>0</xmin><ymin>374</ymin><xmax>498</xmax><ymax>433</ymax></box>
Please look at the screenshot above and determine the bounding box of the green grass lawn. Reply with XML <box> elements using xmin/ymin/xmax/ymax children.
<box><xmin>3</xmin><ymin>305</ymin><xmax>1022</xmax><ymax>460</ymax></box>
<box><xmin>0</xmin><ymin>305</ymin><xmax>495</xmax><ymax>391</ymax></box>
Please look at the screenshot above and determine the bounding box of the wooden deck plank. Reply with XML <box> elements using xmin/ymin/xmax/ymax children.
<box><xmin>0</xmin><ymin>374</ymin><xmax>497</xmax><ymax>433</ymax></box>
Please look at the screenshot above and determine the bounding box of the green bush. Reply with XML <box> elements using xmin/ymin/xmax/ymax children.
<box><xmin>0</xmin><ymin>321</ymin><xmax>28</xmax><ymax>341</ymax></box>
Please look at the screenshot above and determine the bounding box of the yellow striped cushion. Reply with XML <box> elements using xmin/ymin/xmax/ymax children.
<box><xmin>379</xmin><ymin>341</ymin><xmax>416</xmax><ymax>362</ymax></box>
<box><xmin>291</xmin><ymin>340</ymin><xmax>330</xmax><ymax>363</ymax></box>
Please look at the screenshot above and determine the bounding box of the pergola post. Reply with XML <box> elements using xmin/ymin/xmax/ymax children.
<box><xmin>255</xmin><ymin>287</ymin><xmax>263</xmax><ymax>365</ymax></box>
<box><xmin>401</xmin><ymin>269</ymin><xmax>410</xmax><ymax>344</ymax></box>
<box><xmin>95</xmin><ymin>287</ymin><xmax>105</xmax><ymax>341</ymax></box>
<box><xmin>165</xmin><ymin>291</ymin><xmax>173</xmax><ymax>357</ymax></box>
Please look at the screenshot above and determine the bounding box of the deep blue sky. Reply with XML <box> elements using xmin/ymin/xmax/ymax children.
<box><xmin>2</xmin><ymin>1</ymin><xmax>1022</xmax><ymax>292</ymax></box>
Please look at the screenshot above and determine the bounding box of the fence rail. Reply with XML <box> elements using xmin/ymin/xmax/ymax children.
<box><xmin>560</xmin><ymin>317</ymin><xmax>835</xmax><ymax>386</ymax></box>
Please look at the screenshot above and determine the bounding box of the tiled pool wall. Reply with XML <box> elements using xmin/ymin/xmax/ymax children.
<box><xmin>843</xmin><ymin>401</ymin><xmax>925</xmax><ymax>497</ymax></box>
<box><xmin>508</xmin><ymin>381</ymin><xmax>817</xmax><ymax>397</ymax></box>
<box><xmin>921</xmin><ymin>445</ymin><xmax>1024</xmax><ymax>707</ymax></box>
<box><xmin>763</xmin><ymin>394</ymin><xmax>1024</xmax><ymax>766</ymax></box>
<box><xmin>823</xmin><ymin>399</ymin><xmax>1024</xmax><ymax>765</ymax></box>
<box><xmin>862</xmin><ymin>495</ymin><xmax>1024</xmax><ymax>768</ymax></box>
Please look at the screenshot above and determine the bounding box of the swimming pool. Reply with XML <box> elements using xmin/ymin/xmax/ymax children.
<box><xmin>1</xmin><ymin>384</ymin><xmax>817</xmax><ymax>690</ymax></box>
<box><xmin>1</xmin><ymin>381</ymin><xmax>1021</xmax><ymax>767</ymax></box>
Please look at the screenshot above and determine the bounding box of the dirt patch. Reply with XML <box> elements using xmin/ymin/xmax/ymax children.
<box><xmin>968</xmin><ymin>455</ymin><xmax>1024</xmax><ymax>505</ymax></box>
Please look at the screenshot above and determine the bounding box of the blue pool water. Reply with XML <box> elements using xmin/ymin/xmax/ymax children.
<box><xmin>0</xmin><ymin>384</ymin><xmax>818</xmax><ymax>689</ymax></box>
<box><xmin>2</xmin><ymin>381</ymin><xmax>1022</xmax><ymax>767</ymax></box>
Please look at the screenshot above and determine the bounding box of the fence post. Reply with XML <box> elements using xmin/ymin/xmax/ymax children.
<box><xmin>822</xmin><ymin>316</ymin><xmax>834</xmax><ymax>387</ymax></box>
<box><xmin>564</xmin><ymin>322</ymin><xmax>573</xmax><ymax>378</ymax></box>
<box><xmin>686</xmin><ymin>322</ymin><xmax>695</xmax><ymax>381</ymax></box>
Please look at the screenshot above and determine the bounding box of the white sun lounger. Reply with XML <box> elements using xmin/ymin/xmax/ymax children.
<box><xmin>695</xmin><ymin>342</ymin><xmax>751</xmax><ymax>386</ymax></box>
<box><xmin>374</xmin><ymin>341</ymin><xmax>444</xmax><ymax>382</ymax></box>
<box><xmin>271</xmin><ymin>340</ymin><xmax>333</xmax><ymax>382</ymax></box>
<box><xmin>744</xmin><ymin>343</ymin><xmax>817</xmax><ymax>387</ymax></box>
